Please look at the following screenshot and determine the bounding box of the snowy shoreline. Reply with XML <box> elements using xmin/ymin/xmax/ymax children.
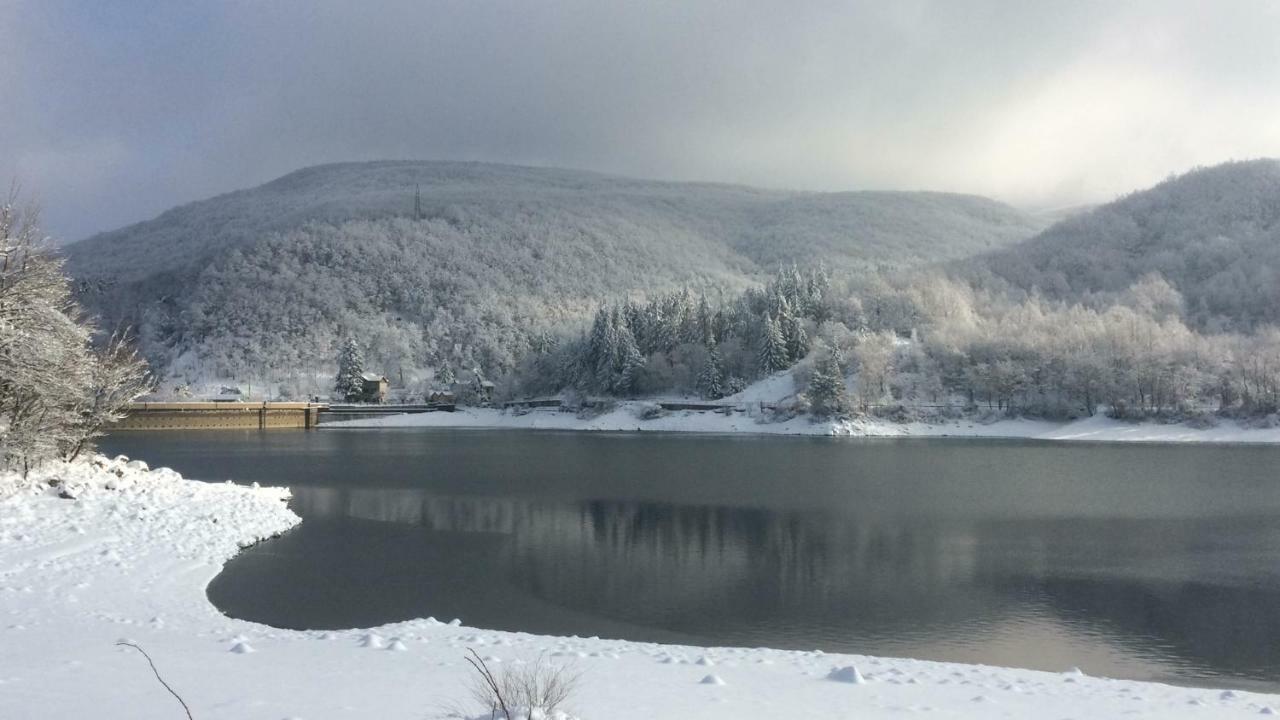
<box><xmin>327</xmin><ymin>402</ymin><xmax>1280</xmax><ymax>444</ymax></box>
<box><xmin>2</xmin><ymin>457</ymin><xmax>1278</xmax><ymax>718</ymax></box>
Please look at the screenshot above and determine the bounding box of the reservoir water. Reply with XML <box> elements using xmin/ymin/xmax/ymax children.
<box><xmin>101</xmin><ymin>428</ymin><xmax>1280</xmax><ymax>691</ymax></box>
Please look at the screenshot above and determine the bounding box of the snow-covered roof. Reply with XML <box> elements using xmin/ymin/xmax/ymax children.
<box><xmin>361</xmin><ymin>373</ymin><xmax>386</xmax><ymax>382</ymax></box>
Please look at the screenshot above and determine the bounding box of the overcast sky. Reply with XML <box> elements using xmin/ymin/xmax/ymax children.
<box><xmin>3</xmin><ymin>0</ymin><xmax>1279</xmax><ymax>241</ymax></box>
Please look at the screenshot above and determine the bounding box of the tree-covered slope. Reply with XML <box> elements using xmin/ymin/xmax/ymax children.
<box><xmin>65</xmin><ymin>161</ymin><xmax>1040</xmax><ymax>388</ymax></box>
<box><xmin>974</xmin><ymin>159</ymin><xmax>1280</xmax><ymax>331</ymax></box>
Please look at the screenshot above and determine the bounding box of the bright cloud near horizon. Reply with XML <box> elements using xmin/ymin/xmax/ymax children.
<box><xmin>3</xmin><ymin>0</ymin><xmax>1279</xmax><ymax>241</ymax></box>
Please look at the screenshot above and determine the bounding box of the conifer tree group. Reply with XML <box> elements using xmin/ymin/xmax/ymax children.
<box><xmin>552</xmin><ymin>265</ymin><xmax>832</xmax><ymax>398</ymax></box>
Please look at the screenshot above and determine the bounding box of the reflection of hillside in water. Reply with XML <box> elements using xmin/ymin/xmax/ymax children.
<box><xmin>292</xmin><ymin>487</ymin><xmax>1017</xmax><ymax>642</ymax></box>
<box><xmin>289</xmin><ymin>486</ymin><xmax>1280</xmax><ymax>682</ymax></box>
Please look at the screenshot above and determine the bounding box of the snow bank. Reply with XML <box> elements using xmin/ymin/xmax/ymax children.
<box><xmin>331</xmin><ymin>402</ymin><xmax>1280</xmax><ymax>444</ymax></box>
<box><xmin>2</xmin><ymin>457</ymin><xmax>1278</xmax><ymax>718</ymax></box>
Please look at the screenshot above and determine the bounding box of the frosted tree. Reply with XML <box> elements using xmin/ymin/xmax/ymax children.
<box><xmin>780</xmin><ymin>304</ymin><xmax>809</xmax><ymax>362</ymax></box>
<box><xmin>437</xmin><ymin>362</ymin><xmax>456</xmax><ymax>387</ymax></box>
<box><xmin>807</xmin><ymin>344</ymin><xmax>849</xmax><ymax>418</ymax></box>
<box><xmin>758</xmin><ymin>315</ymin><xmax>789</xmax><ymax>374</ymax></box>
<box><xmin>697</xmin><ymin>344</ymin><xmax>726</xmax><ymax>400</ymax></box>
<box><xmin>334</xmin><ymin>338</ymin><xmax>366</xmax><ymax>400</ymax></box>
<box><xmin>0</xmin><ymin>195</ymin><xmax>151</xmax><ymax>472</ymax></box>
<box><xmin>695</xmin><ymin>294</ymin><xmax>715</xmax><ymax>346</ymax></box>
<box><xmin>614</xmin><ymin>326</ymin><xmax>646</xmax><ymax>396</ymax></box>
<box><xmin>65</xmin><ymin>330</ymin><xmax>153</xmax><ymax>461</ymax></box>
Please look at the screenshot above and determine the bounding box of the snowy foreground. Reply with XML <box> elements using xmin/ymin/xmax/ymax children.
<box><xmin>3</xmin><ymin>459</ymin><xmax>1279</xmax><ymax>719</ymax></box>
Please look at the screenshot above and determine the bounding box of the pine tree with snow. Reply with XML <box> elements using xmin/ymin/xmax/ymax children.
<box><xmin>334</xmin><ymin>338</ymin><xmax>366</xmax><ymax>401</ymax></box>
<box><xmin>695</xmin><ymin>294</ymin><xmax>715</xmax><ymax>346</ymax></box>
<box><xmin>436</xmin><ymin>362</ymin><xmax>456</xmax><ymax>387</ymax></box>
<box><xmin>807</xmin><ymin>344</ymin><xmax>849</xmax><ymax>418</ymax></box>
<box><xmin>697</xmin><ymin>344</ymin><xmax>726</xmax><ymax>400</ymax></box>
<box><xmin>780</xmin><ymin>302</ymin><xmax>810</xmax><ymax>362</ymax></box>
<box><xmin>614</xmin><ymin>326</ymin><xmax>646</xmax><ymax>396</ymax></box>
<box><xmin>758</xmin><ymin>315</ymin><xmax>789</xmax><ymax>374</ymax></box>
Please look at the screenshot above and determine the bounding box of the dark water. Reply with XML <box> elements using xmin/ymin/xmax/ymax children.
<box><xmin>101</xmin><ymin>429</ymin><xmax>1280</xmax><ymax>690</ymax></box>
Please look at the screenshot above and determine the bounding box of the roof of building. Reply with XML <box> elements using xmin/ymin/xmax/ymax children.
<box><xmin>361</xmin><ymin>373</ymin><xmax>387</xmax><ymax>382</ymax></box>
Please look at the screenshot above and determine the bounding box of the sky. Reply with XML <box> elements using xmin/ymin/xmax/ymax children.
<box><xmin>3</xmin><ymin>0</ymin><xmax>1280</xmax><ymax>242</ymax></box>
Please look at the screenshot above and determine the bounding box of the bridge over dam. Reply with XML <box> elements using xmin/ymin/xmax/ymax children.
<box><xmin>113</xmin><ymin>402</ymin><xmax>457</xmax><ymax>431</ymax></box>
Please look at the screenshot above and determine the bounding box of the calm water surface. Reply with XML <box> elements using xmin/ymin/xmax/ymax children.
<box><xmin>101</xmin><ymin>429</ymin><xmax>1280</xmax><ymax>691</ymax></box>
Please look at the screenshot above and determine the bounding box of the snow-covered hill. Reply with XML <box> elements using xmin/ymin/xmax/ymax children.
<box><xmin>972</xmin><ymin>159</ymin><xmax>1280</xmax><ymax>331</ymax></box>
<box><xmin>63</xmin><ymin>161</ymin><xmax>1042</xmax><ymax>387</ymax></box>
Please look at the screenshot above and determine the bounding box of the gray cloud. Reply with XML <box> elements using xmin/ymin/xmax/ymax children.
<box><xmin>3</xmin><ymin>0</ymin><xmax>1278</xmax><ymax>240</ymax></box>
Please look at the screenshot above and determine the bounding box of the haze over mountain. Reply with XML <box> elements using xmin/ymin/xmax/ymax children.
<box><xmin>65</xmin><ymin>161</ymin><xmax>1041</xmax><ymax>388</ymax></box>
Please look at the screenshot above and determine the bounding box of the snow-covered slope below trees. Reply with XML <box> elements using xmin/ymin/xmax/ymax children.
<box><xmin>63</xmin><ymin>161</ymin><xmax>1042</xmax><ymax>390</ymax></box>
<box><xmin>332</xmin><ymin>403</ymin><xmax>1280</xmax><ymax>443</ymax></box>
<box><xmin>328</xmin><ymin>372</ymin><xmax>1280</xmax><ymax>443</ymax></box>
<box><xmin>3</xmin><ymin>456</ymin><xmax>1277</xmax><ymax>719</ymax></box>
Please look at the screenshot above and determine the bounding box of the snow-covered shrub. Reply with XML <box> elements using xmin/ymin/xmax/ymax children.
<box><xmin>464</xmin><ymin>650</ymin><xmax>579</xmax><ymax>720</ymax></box>
<box><xmin>724</xmin><ymin>376</ymin><xmax>747</xmax><ymax>396</ymax></box>
<box><xmin>576</xmin><ymin>399</ymin><xmax>615</xmax><ymax>420</ymax></box>
<box><xmin>1183</xmin><ymin>411</ymin><xmax>1219</xmax><ymax>430</ymax></box>
<box><xmin>634</xmin><ymin>403</ymin><xmax>665</xmax><ymax>421</ymax></box>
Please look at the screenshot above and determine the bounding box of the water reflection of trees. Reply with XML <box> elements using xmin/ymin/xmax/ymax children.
<box><xmin>290</xmin><ymin>487</ymin><xmax>1013</xmax><ymax>641</ymax></box>
<box><xmin>288</xmin><ymin>486</ymin><xmax>1280</xmax><ymax>682</ymax></box>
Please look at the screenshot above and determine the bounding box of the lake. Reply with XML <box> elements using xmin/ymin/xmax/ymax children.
<box><xmin>100</xmin><ymin>428</ymin><xmax>1280</xmax><ymax>691</ymax></box>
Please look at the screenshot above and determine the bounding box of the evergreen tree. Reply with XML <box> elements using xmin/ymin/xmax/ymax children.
<box><xmin>807</xmin><ymin>345</ymin><xmax>849</xmax><ymax>418</ymax></box>
<box><xmin>650</xmin><ymin>305</ymin><xmax>676</xmax><ymax>353</ymax></box>
<box><xmin>593</xmin><ymin>308</ymin><xmax>620</xmax><ymax>392</ymax></box>
<box><xmin>334</xmin><ymin>338</ymin><xmax>366</xmax><ymax>400</ymax></box>
<box><xmin>437</xmin><ymin>362</ymin><xmax>456</xmax><ymax>386</ymax></box>
<box><xmin>614</xmin><ymin>326</ymin><xmax>646</xmax><ymax>395</ymax></box>
<box><xmin>804</xmin><ymin>263</ymin><xmax>831</xmax><ymax>320</ymax></box>
<box><xmin>696</xmin><ymin>294</ymin><xmax>714</xmax><ymax>345</ymax></box>
<box><xmin>780</xmin><ymin>301</ymin><xmax>810</xmax><ymax>361</ymax></box>
<box><xmin>697</xmin><ymin>344</ymin><xmax>726</xmax><ymax>400</ymax></box>
<box><xmin>758</xmin><ymin>315</ymin><xmax>789</xmax><ymax>373</ymax></box>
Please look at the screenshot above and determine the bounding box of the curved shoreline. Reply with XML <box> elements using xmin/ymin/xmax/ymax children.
<box><xmin>2</xmin><ymin>457</ymin><xmax>1278</xmax><ymax>718</ymax></box>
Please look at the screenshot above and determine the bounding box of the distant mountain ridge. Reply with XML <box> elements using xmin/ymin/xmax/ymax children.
<box><xmin>64</xmin><ymin>161</ymin><xmax>1042</xmax><ymax>388</ymax></box>
<box><xmin>973</xmin><ymin>159</ymin><xmax>1280</xmax><ymax>331</ymax></box>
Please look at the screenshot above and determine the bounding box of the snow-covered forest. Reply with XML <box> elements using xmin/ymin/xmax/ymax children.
<box><xmin>64</xmin><ymin>161</ymin><xmax>1041</xmax><ymax>397</ymax></box>
<box><xmin>62</xmin><ymin>159</ymin><xmax>1280</xmax><ymax>422</ymax></box>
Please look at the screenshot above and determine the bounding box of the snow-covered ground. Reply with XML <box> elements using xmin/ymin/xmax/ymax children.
<box><xmin>3</xmin><ymin>457</ymin><xmax>1279</xmax><ymax>719</ymax></box>
<box><xmin>331</xmin><ymin>402</ymin><xmax>1280</xmax><ymax>444</ymax></box>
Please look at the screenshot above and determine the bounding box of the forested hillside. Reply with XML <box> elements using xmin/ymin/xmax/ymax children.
<box><xmin>525</xmin><ymin>160</ymin><xmax>1280</xmax><ymax>423</ymax></box>
<box><xmin>973</xmin><ymin>159</ymin><xmax>1280</xmax><ymax>332</ymax></box>
<box><xmin>64</xmin><ymin>161</ymin><xmax>1041</xmax><ymax>394</ymax></box>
